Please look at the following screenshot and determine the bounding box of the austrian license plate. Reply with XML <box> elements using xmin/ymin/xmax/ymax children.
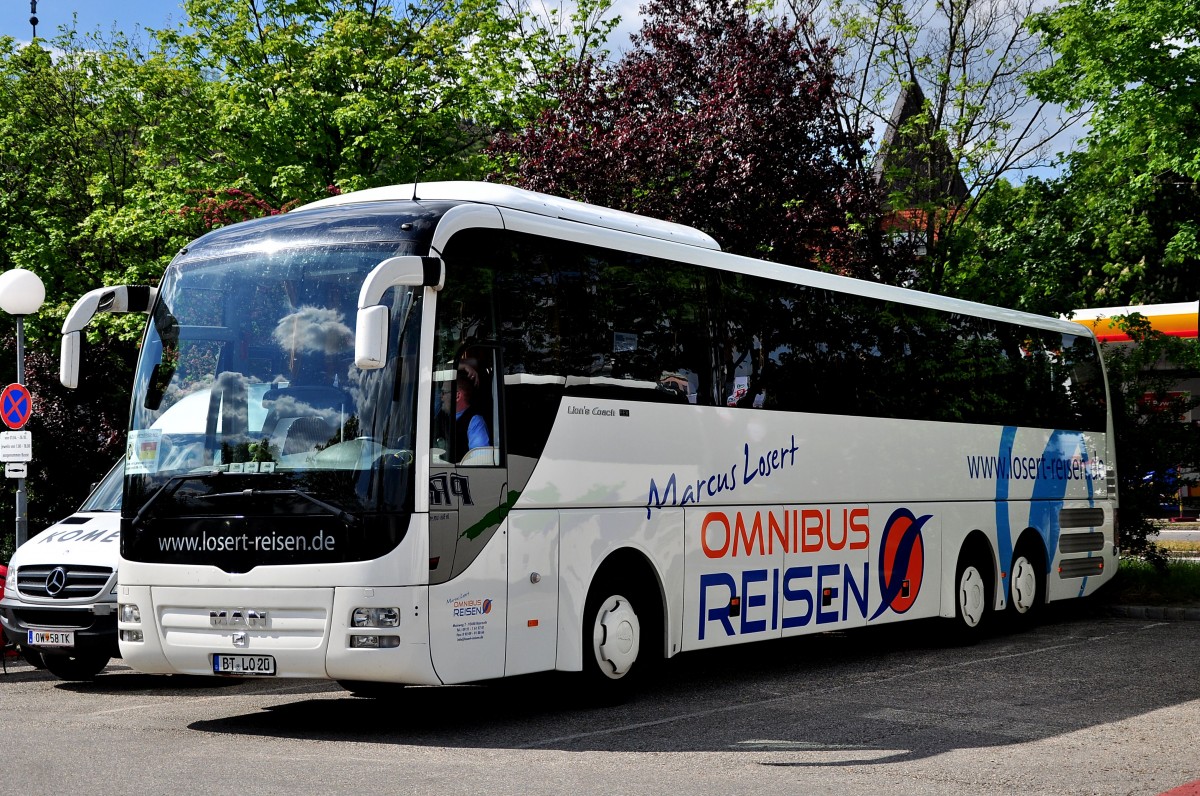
<box><xmin>28</xmin><ymin>629</ymin><xmax>74</xmax><ymax>648</ymax></box>
<box><xmin>212</xmin><ymin>654</ymin><xmax>276</xmax><ymax>676</ymax></box>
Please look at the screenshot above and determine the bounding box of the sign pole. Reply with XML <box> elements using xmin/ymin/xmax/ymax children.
<box><xmin>14</xmin><ymin>315</ymin><xmax>26</xmax><ymax>547</ymax></box>
<box><xmin>0</xmin><ymin>267</ymin><xmax>44</xmax><ymax>552</ymax></box>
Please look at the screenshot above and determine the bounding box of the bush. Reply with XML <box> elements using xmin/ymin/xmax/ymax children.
<box><xmin>1104</xmin><ymin>557</ymin><xmax>1200</xmax><ymax>605</ymax></box>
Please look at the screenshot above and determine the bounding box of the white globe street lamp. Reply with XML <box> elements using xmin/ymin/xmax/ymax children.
<box><xmin>0</xmin><ymin>268</ymin><xmax>46</xmax><ymax>547</ymax></box>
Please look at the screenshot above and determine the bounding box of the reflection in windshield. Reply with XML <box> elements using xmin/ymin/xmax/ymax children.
<box><xmin>124</xmin><ymin>238</ymin><xmax>423</xmax><ymax>522</ymax></box>
<box><xmin>273</xmin><ymin>306</ymin><xmax>354</xmax><ymax>355</ymax></box>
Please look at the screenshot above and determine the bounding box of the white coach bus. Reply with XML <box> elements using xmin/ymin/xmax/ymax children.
<box><xmin>59</xmin><ymin>182</ymin><xmax>1117</xmax><ymax>695</ymax></box>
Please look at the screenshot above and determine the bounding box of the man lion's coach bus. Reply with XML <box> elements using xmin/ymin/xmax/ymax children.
<box><xmin>58</xmin><ymin>182</ymin><xmax>1117</xmax><ymax>695</ymax></box>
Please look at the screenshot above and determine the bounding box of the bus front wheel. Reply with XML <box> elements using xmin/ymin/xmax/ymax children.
<box><xmin>953</xmin><ymin>554</ymin><xmax>993</xmax><ymax>641</ymax></box>
<box><xmin>590</xmin><ymin>594</ymin><xmax>641</xmax><ymax>679</ymax></box>
<box><xmin>583</xmin><ymin>587</ymin><xmax>643</xmax><ymax>698</ymax></box>
<box><xmin>337</xmin><ymin>680</ymin><xmax>406</xmax><ymax>699</ymax></box>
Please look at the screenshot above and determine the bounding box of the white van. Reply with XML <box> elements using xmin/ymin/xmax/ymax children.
<box><xmin>0</xmin><ymin>461</ymin><xmax>122</xmax><ymax>679</ymax></box>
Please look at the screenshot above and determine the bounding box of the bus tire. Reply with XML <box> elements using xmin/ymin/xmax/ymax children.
<box><xmin>337</xmin><ymin>680</ymin><xmax>407</xmax><ymax>699</ymax></box>
<box><xmin>952</xmin><ymin>551</ymin><xmax>993</xmax><ymax>642</ymax></box>
<box><xmin>42</xmin><ymin>652</ymin><xmax>109</xmax><ymax>681</ymax></box>
<box><xmin>583</xmin><ymin>585</ymin><xmax>644</xmax><ymax>700</ymax></box>
<box><xmin>1008</xmin><ymin>543</ymin><xmax>1046</xmax><ymax>624</ymax></box>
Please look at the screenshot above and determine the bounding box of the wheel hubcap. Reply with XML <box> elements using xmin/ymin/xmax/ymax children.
<box><xmin>592</xmin><ymin>595</ymin><xmax>640</xmax><ymax>679</ymax></box>
<box><xmin>1011</xmin><ymin>555</ymin><xmax>1037</xmax><ymax>614</ymax></box>
<box><xmin>958</xmin><ymin>566</ymin><xmax>986</xmax><ymax>627</ymax></box>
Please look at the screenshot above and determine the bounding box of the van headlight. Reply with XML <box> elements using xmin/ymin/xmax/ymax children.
<box><xmin>119</xmin><ymin>603</ymin><xmax>141</xmax><ymax>623</ymax></box>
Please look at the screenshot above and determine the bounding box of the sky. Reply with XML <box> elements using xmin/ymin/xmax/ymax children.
<box><xmin>0</xmin><ymin>1</ymin><xmax>190</xmax><ymax>43</ymax></box>
<box><xmin>0</xmin><ymin>1</ymin><xmax>646</xmax><ymax>46</ymax></box>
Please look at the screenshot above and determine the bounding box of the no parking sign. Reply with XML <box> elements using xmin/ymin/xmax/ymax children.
<box><xmin>1</xmin><ymin>383</ymin><xmax>32</xmax><ymax>430</ymax></box>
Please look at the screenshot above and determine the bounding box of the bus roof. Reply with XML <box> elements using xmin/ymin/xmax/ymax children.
<box><xmin>299</xmin><ymin>181</ymin><xmax>1092</xmax><ymax>340</ymax></box>
<box><xmin>298</xmin><ymin>182</ymin><xmax>722</xmax><ymax>251</ymax></box>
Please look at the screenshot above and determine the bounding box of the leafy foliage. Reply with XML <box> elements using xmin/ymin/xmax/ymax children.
<box><xmin>944</xmin><ymin>178</ymin><xmax>1090</xmax><ymax>314</ymax></box>
<box><xmin>1028</xmin><ymin>0</ymin><xmax>1200</xmax><ymax>185</ymax></box>
<box><xmin>490</xmin><ymin>0</ymin><xmax>892</xmax><ymax>279</ymax></box>
<box><xmin>1020</xmin><ymin>0</ymin><xmax>1200</xmax><ymax>306</ymax></box>
<box><xmin>0</xmin><ymin>333</ymin><xmax>134</xmax><ymax>562</ymax></box>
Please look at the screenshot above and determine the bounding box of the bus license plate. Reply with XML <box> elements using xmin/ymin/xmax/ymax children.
<box><xmin>28</xmin><ymin>630</ymin><xmax>74</xmax><ymax>647</ymax></box>
<box><xmin>212</xmin><ymin>654</ymin><xmax>276</xmax><ymax>676</ymax></box>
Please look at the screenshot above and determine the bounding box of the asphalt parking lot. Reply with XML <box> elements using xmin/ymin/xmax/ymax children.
<box><xmin>3</xmin><ymin>604</ymin><xmax>1199</xmax><ymax>796</ymax></box>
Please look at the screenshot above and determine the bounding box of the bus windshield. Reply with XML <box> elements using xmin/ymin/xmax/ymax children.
<box><xmin>122</xmin><ymin>236</ymin><xmax>424</xmax><ymax>564</ymax></box>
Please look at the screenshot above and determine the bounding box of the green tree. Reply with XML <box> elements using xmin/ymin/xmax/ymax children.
<box><xmin>0</xmin><ymin>0</ymin><xmax>613</xmax><ymax>557</ymax></box>
<box><xmin>1024</xmin><ymin>0</ymin><xmax>1200</xmax><ymax>305</ymax></box>
<box><xmin>943</xmin><ymin>177</ymin><xmax>1091</xmax><ymax>315</ymax></box>
<box><xmin>0</xmin><ymin>33</ymin><xmax>164</xmax><ymax>549</ymax></box>
<box><xmin>150</xmin><ymin>0</ymin><xmax>605</xmax><ymax>205</ymax></box>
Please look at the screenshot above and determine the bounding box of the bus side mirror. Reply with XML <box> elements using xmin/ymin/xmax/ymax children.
<box><xmin>355</xmin><ymin>305</ymin><xmax>390</xmax><ymax>369</ymax></box>
<box><xmin>355</xmin><ymin>256</ymin><xmax>443</xmax><ymax>371</ymax></box>
<box><xmin>59</xmin><ymin>284</ymin><xmax>157</xmax><ymax>389</ymax></box>
<box><xmin>60</xmin><ymin>331</ymin><xmax>81</xmax><ymax>389</ymax></box>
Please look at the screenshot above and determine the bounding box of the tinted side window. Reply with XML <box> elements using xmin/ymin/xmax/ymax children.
<box><xmin>441</xmin><ymin>227</ymin><xmax>1106</xmax><ymax>436</ymax></box>
<box><xmin>493</xmin><ymin>232</ymin><xmax>717</xmax><ymax>408</ymax></box>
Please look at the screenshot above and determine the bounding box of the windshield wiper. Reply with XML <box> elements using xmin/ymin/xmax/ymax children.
<box><xmin>204</xmin><ymin>488</ymin><xmax>361</xmax><ymax>527</ymax></box>
<box><xmin>129</xmin><ymin>471</ymin><xmax>221</xmax><ymax>531</ymax></box>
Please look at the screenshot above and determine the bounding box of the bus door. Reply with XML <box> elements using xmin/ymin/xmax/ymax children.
<box><xmin>427</xmin><ymin>346</ymin><xmax>512</xmax><ymax>682</ymax></box>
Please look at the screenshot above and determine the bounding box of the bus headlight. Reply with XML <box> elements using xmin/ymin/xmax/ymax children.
<box><xmin>352</xmin><ymin>607</ymin><xmax>399</xmax><ymax>628</ymax></box>
<box><xmin>119</xmin><ymin>603</ymin><xmax>141</xmax><ymax>624</ymax></box>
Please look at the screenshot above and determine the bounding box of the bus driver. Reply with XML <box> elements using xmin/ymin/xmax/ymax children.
<box><xmin>453</xmin><ymin>364</ymin><xmax>490</xmax><ymax>459</ymax></box>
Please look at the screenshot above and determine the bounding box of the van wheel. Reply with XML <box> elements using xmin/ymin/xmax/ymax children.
<box><xmin>19</xmin><ymin>645</ymin><xmax>45</xmax><ymax>669</ymax></box>
<box><xmin>43</xmin><ymin>652</ymin><xmax>110</xmax><ymax>680</ymax></box>
<box><xmin>583</xmin><ymin>587</ymin><xmax>643</xmax><ymax>700</ymax></box>
<box><xmin>1009</xmin><ymin>551</ymin><xmax>1043</xmax><ymax>621</ymax></box>
<box><xmin>953</xmin><ymin>553</ymin><xmax>993</xmax><ymax>642</ymax></box>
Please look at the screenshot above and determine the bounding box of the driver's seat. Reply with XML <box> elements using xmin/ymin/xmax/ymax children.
<box><xmin>280</xmin><ymin>416</ymin><xmax>334</xmax><ymax>455</ymax></box>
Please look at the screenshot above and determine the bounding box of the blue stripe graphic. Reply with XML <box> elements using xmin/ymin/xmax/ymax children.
<box><xmin>994</xmin><ymin>426</ymin><xmax>1018</xmax><ymax>594</ymax></box>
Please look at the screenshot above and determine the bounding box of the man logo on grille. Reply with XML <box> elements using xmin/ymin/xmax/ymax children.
<box><xmin>45</xmin><ymin>567</ymin><xmax>68</xmax><ymax>596</ymax></box>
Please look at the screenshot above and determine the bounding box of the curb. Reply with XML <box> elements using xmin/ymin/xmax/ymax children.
<box><xmin>1107</xmin><ymin>604</ymin><xmax>1200</xmax><ymax>621</ymax></box>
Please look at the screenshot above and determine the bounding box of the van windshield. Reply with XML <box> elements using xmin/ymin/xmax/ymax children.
<box><xmin>80</xmin><ymin>460</ymin><xmax>123</xmax><ymax>512</ymax></box>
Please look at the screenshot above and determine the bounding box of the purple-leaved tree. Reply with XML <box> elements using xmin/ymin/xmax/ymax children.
<box><xmin>490</xmin><ymin>0</ymin><xmax>896</xmax><ymax>279</ymax></box>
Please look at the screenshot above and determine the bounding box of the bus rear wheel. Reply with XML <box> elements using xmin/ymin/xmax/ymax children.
<box><xmin>1009</xmin><ymin>552</ymin><xmax>1042</xmax><ymax>620</ymax></box>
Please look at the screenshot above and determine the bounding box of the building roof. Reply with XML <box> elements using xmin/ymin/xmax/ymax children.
<box><xmin>873</xmin><ymin>82</ymin><xmax>969</xmax><ymax>207</ymax></box>
<box><xmin>1069</xmin><ymin>302</ymin><xmax>1200</xmax><ymax>342</ymax></box>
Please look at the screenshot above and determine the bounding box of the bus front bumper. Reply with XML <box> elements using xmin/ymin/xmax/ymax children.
<box><xmin>117</xmin><ymin>584</ymin><xmax>439</xmax><ymax>684</ymax></box>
